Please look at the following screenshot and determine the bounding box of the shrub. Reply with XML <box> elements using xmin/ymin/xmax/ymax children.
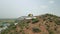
<box><xmin>1</xmin><ymin>27</ymin><xmax>11</xmax><ymax>34</ymax></box>
<box><xmin>48</xmin><ymin>30</ymin><xmax>54</xmax><ymax>34</ymax></box>
<box><xmin>22</xmin><ymin>31</ymin><xmax>25</xmax><ymax>34</ymax></box>
<box><xmin>32</xmin><ymin>27</ymin><xmax>41</xmax><ymax>33</ymax></box>
<box><xmin>55</xmin><ymin>20</ymin><xmax>60</xmax><ymax>25</ymax></box>
<box><xmin>32</xmin><ymin>18</ymin><xmax>39</xmax><ymax>24</ymax></box>
<box><xmin>18</xmin><ymin>20</ymin><xmax>29</xmax><ymax>30</ymax></box>
<box><xmin>43</xmin><ymin>18</ymin><xmax>46</xmax><ymax>21</ymax></box>
<box><xmin>0</xmin><ymin>25</ymin><xmax>3</xmax><ymax>28</ymax></box>
<box><xmin>46</xmin><ymin>25</ymin><xmax>50</xmax><ymax>30</ymax></box>
<box><xmin>26</xmin><ymin>21</ymin><xmax>30</xmax><ymax>23</ymax></box>
<box><xmin>11</xmin><ymin>26</ymin><xmax>16</xmax><ymax>29</ymax></box>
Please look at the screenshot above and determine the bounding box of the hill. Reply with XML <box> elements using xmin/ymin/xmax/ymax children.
<box><xmin>1</xmin><ymin>14</ymin><xmax>60</xmax><ymax>34</ymax></box>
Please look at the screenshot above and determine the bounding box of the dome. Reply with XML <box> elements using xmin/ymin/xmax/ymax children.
<box><xmin>28</xmin><ymin>14</ymin><xmax>33</xmax><ymax>17</ymax></box>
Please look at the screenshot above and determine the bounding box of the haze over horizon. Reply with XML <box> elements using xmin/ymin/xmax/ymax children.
<box><xmin>0</xmin><ymin>0</ymin><xmax>60</xmax><ymax>18</ymax></box>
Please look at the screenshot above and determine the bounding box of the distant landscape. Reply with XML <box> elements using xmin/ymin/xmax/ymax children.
<box><xmin>0</xmin><ymin>14</ymin><xmax>60</xmax><ymax>34</ymax></box>
<box><xmin>0</xmin><ymin>0</ymin><xmax>60</xmax><ymax>34</ymax></box>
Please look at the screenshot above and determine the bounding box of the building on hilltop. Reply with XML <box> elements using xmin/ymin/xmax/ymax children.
<box><xmin>28</xmin><ymin>14</ymin><xmax>33</xmax><ymax>17</ymax></box>
<box><xmin>17</xmin><ymin>14</ymin><xmax>37</xmax><ymax>21</ymax></box>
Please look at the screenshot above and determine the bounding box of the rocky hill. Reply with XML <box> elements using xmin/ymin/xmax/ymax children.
<box><xmin>1</xmin><ymin>14</ymin><xmax>60</xmax><ymax>34</ymax></box>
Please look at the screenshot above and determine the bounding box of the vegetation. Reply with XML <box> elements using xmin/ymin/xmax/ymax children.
<box><xmin>32</xmin><ymin>27</ymin><xmax>41</xmax><ymax>33</ymax></box>
<box><xmin>18</xmin><ymin>20</ymin><xmax>29</xmax><ymax>29</ymax></box>
<box><xmin>48</xmin><ymin>30</ymin><xmax>54</xmax><ymax>34</ymax></box>
<box><xmin>22</xmin><ymin>31</ymin><xmax>25</xmax><ymax>34</ymax></box>
<box><xmin>55</xmin><ymin>20</ymin><xmax>60</xmax><ymax>25</ymax></box>
<box><xmin>1</xmin><ymin>28</ymin><xmax>10</xmax><ymax>34</ymax></box>
<box><xmin>32</xmin><ymin>18</ymin><xmax>39</xmax><ymax>24</ymax></box>
<box><xmin>1</xmin><ymin>14</ymin><xmax>60</xmax><ymax>34</ymax></box>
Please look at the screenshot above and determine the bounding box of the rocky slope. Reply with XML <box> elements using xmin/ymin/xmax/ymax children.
<box><xmin>1</xmin><ymin>14</ymin><xmax>60</xmax><ymax>34</ymax></box>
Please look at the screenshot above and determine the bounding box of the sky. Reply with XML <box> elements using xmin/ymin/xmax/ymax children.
<box><xmin>0</xmin><ymin>0</ymin><xmax>60</xmax><ymax>18</ymax></box>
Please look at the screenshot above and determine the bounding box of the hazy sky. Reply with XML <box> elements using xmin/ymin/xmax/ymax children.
<box><xmin>0</xmin><ymin>0</ymin><xmax>60</xmax><ymax>18</ymax></box>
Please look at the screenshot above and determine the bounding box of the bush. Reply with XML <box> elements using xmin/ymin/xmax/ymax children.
<box><xmin>32</xmin><ymin>18</ymin><xmax>39</xmax><ymax>24</ymax></box>
<box><xmin>18</xmin><ymin>20</ymin><xmax>29</xmax><ymax>29</ymax></box>
<box><xmin>55</xmin><ymin>20</ymin><xmax>60</xmax><ymax>25</ymax></box>
<box><xmin>46</xmin><ymin>25</ymin><xmax>50</xmax><ymax>30</ymax></box>
<box><xmin>22</xmin><ymin>31</ymin><xmax>25</xmax><ymax>34</ymax></box>
<box><xmin>26</xmin><ymin>21</ymin><xmax>30</xmax><ymax>23</ymax></box>
<box><xmin>32</xmin><ymin>27</ymin><xmax>41</xmax><ymax>33</ymax></box>
<box><xmin>48</xmin><ymin>30</ymin><xmax>54</xmax><ymax>34</ymax></box>
<box><xmin>11</xmin><ymin>26</ymin><xmax>16</xmax><ymax>29</ymax></box>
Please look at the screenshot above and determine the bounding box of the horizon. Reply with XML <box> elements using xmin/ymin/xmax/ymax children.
<box><xmin>0</xmin><ymin>13</ymin><xmax>60</xmax><ymax>19</ymax></box>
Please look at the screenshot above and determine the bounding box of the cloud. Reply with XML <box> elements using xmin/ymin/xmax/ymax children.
<box><xmin>40</xmin><ymin>5</ymin><xmax>48</xmax><ymax>9</ymax></box>
<box><xmin>49</xmin><ymin>1</ymin><xmax>55</xmax><ymax>4</ymax></box>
